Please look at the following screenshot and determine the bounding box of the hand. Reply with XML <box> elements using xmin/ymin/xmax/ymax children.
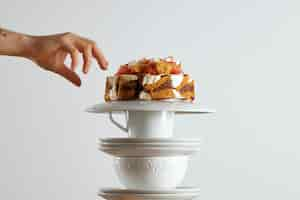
<box><xmin>26</xmin><ymin>32</ymin><xmax>108</xmax><ymax>87</ymax></box>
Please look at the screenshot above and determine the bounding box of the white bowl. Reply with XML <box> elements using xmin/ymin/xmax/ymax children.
<box><xmin>113</xmin><ymin>156</ymin><xmax>188</xmax><ymax>190</ymax></box>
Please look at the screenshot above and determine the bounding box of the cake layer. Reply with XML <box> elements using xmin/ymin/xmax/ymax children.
<box><xmin>104</xmin><ymin>74</ymin><xmax>194</xmax><ymax>101</ymax></box>
<box><xmin>105</xmin><ymin>75</ymin><xmax>139</xmax><ymax>101</ymax></box>
<box><xmin>116</xmin><ymin>56</ymin><xmax>182</xmax><ymax>75</ymax></box>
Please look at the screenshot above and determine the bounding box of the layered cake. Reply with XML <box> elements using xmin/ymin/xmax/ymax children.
<box><xmin>104</xmin><ymin>57</ymin><xmax>195</xmax><ymax>101</ymax></box>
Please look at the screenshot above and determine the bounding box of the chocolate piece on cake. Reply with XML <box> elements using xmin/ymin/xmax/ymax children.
<box><xmin>117</xmin><ymin>75</ymin><xmax>139</xmax><ymax>100</ymax></box>
<box><xmin>104</xmin><ymin>75</ymin><xmax>139</xmax><ymax>101</ymax></box>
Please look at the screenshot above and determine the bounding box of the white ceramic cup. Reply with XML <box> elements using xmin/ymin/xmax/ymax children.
<box><xmin>113</xmin><ymin>156</ymin><xmax>188</xmax><ymax>190</ymax></box>
<box><xmin>109</xmin><ymin>111</ymin><xmax>174</xmax><ymax>138</ymax></box>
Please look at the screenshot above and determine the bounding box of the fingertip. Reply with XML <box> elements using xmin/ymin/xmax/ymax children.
<box><xmin>83</xmin><ymin>47</ymin><xmax>92</xmax><ymax>74</ymax></box>
<box><xmin>105</xmin><ymin>60</ymin><xmax>109</xmax><ymax>67</ymax></box>
<box><xmin>83</xmin><ymin>60</ymin><xmax>91</xmax><ymax>74</ymax></box>
<box><xmin>92</xmin><ymin>46</ymin><xmax>109</xmax><ymax>70</ymax></box>
<box><xmin>83</xmin><ymin>67</ymin><xmax>89</xmax><ymax>74</ymax></box>
<box><xmin>56</xmin><ymin>65</ymin><xmax>82</xmax><ymax>87</ymax></box>
<box><xmin>99</xmin><ymin>60</ymin><xmax>109</xmax><ymax>70</ymax></box>
<box><xmin>72</xmin><ymin>77</ymin><xmax>81</xmax><ymax>87</ymax></box>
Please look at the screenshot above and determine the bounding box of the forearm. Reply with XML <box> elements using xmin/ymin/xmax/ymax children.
<box><xmin>0</xmin><ymin>28</ymin><xmax>33</xmax><ymax>57</ymax></box>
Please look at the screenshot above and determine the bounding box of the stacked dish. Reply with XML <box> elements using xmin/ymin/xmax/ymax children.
<box><xmin>99</xmin><ymin>187</ymin><xmax>201</xmax><ymax>200</ymax></box>
<box><xmin>99</xmin><ymin>138</ymin><xmax>201</xmax><ymax>157</ymax></box>
<box><xmin>99</xmin><ymin>138</ymin><xmax>201</xmax><ymax>190</ymax></box>
<box><xmin>86</xmin><ymin>101</ymin><xmax>215</xmax><ymax>200</ymax></box>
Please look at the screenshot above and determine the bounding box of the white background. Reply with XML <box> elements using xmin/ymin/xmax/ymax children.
<box><xmin>1</xmin><ymin>0</ymin><xmax>300</xmax><ymax>199</ymax></box>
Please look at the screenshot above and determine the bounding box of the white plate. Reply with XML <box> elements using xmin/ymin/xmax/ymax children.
<box><xmin>100</xmin><ymin>138</ymin><xmax>201</xmax><ymax>144</ymax></box>
<box><xmin>99</xmin><ymin>146</ymin><xmax>201</xmax><ymax>157</ymax></box>
<box><xmin>86</xmin><ymin>100</ymin><xmax>215</xmax><ymax>114</ymax></box>
<box><xmin>99</xmin><ymin>138</ymin><xmax>201</xmax><ymax>157</ymax></box>
<box><xmin>100</xmin><ymin>144</ymin><xmax>201</xmax><ymax>150</ymax></box>
<box><xmin>100</xmin><ymin>143</ymin><xmax>201</xmax><ymax>148</ymax></box>
<box><xmin>100</xmin><ymin>187</ymin><xmax>200</xmax><ymax>194</ymax></box>
<box><xmin>99</xmin><ymin>187</ymin><xmax>200</xmax><ymax>200</ymax></box>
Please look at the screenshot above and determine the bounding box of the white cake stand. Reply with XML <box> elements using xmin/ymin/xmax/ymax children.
<box><xmin>86</xmin><ymin>100</ymin><xmax>215</xmax><ymax>114</ymax></box>
<box><xmin>86</xmin><ymin>100</ymin><xmax>215</xmax><ymax>138</ymax></box>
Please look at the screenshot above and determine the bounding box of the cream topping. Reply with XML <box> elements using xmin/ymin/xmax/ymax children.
<box><xmin>142</xmin><ymin>74</ymin><xmax>162</xmax><ymax>85</ymax></box>
<box><xmin>142</xmin><ymin>74</ymin><xmax>185</xmax><ymax>88</ymax></box>
<box><xmin>139</xmin><ymin>91</ymin><xmax>152</xmax><ymax>100</ymax></box>
<box><xmin>128</xmin><ymin>60</ymin><xmax>137</xmax><ymax>66</ymax></box>
<box><xmin>170</xmin><ymin>74</ymin><xmax>184</xmax><ymax>88</ymax></box>
<box><xmin>173</xmin><ymin>89</ymin><xmax>184</xmax><ymax>99</ymax></box>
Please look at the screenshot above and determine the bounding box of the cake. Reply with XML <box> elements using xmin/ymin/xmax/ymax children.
<box><xmin>104</xmin><ymin>57</ymin><xmax>195</xmax><ymax>102</ymax></box>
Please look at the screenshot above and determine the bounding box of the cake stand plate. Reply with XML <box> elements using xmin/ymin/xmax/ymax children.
<box><xmin>99</xmin><ymin>187</ymin><xmax>200</xmax><ymax>200</ymax></box>
<box><xmin>100</xmin><ymin>137</ymin><xmax>201</xmax><ymax>145</ymax></box>
<box><xmin>86</xmin><ymin>100</ymin><xmax>215</xmax><ymax>114</ymax></box>
<box><xmin>99</xmin><ymin>145</ymin><xmax>201</xmax><ymax>157</ymax></box>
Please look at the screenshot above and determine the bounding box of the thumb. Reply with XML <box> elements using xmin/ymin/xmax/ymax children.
<box><xmin>54</xmin><ymin>65</ymin><xmax>81</xmax><ymax>87</ymax></box>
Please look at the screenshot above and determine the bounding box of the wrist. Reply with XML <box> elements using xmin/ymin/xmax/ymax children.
<box><xmin>0</xmin><ymin>28</ymin><xmax>33</xmax><ymax>57</ymax></box>
<box><xmin>18</xmin><ymin>34</ymin><xmax>35</xmax><ymax>58</ymax></box>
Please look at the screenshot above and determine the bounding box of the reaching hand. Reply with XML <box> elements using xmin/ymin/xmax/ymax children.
<box><xmin>27</xmin><ymin>32</ymin><xmax>108</xmax><ymax>86</ymax></box>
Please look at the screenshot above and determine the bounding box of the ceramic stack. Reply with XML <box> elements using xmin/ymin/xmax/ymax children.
<box><xmin>86</xmin><ymin>100</ymin><xmax>215</xmax><ymax>200</ymax></box>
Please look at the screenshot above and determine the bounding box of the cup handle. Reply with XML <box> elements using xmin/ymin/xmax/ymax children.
<box><xmin>109</xmin><ymin>111</ymin><xmax>129</xmax><ymax>133</ymax></box>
